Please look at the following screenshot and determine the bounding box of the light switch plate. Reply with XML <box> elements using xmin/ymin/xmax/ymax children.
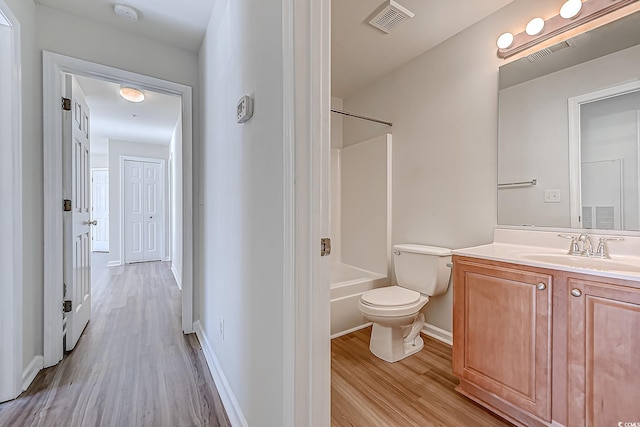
<box><xmin>544</xmin><ymin>189</ymin><xmax>561</xmax><ymax>203</ymax></box>
<box><xmin>237</xmin><ymin>95</ymin><xmax>254</xmax><ymax>123</ymax></box>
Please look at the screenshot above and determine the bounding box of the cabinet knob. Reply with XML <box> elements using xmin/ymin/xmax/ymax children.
<box><xmin>570</xmin><ymin>289</ymin><xmax>582</xmax><ymax>297</ymax></box>
<box><xmin>537</xmin><ymin>283</ymin><xmax>546</xmax><ymax>291</ymax></box>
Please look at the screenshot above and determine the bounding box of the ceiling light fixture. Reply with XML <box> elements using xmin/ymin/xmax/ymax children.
<box><xmin>120</xmin><ymin>86</ymin><xmax>145</xmax><ymax>103</ymax></box>
<box><xmin>496</xmin><ymin>0</ymin><xmax>639</xmax><ymax>59</ymax></box>
<box><xmin>560</xmin><ymin>0</ymin><xmax>583</xmax><ymax>19</ymax></box>
<box><xmin>525</xmin><ymin>17</ymin><xmax>545</xmax><ymax>36</ymax></box>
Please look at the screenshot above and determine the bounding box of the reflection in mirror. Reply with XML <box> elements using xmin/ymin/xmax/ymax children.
<box><xmin>498</xmin><ymin>10</ymin><xmax>640</xmax><ymax>231</ymax></box>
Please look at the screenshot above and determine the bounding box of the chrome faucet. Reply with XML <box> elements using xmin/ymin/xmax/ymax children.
<box><xmin>559</xmin><ymin>233</ymin><xmax>624</xmax><ymax>258</ymax></box>
<box><xmin>577</xmin><ymin>233</ymin><xmax>594</xmax><ymax>256</ymax></box>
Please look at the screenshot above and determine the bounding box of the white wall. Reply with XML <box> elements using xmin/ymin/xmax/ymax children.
<box><xmin>90</xmin><ymin>154</ymin><xmax>108</xmax><ymax>168</ymax></box>
<box><xmin>13</xmin><ymin>3</ymin><xmax>199</xmax><ymax>371</ymax></box>
<box><xmin>170</xmin><ymin>115</ymin><xmax>183</xmax><ymax>286</ymax></box>
<box><xmin>197</xmin><ymin>0</ymin><xmax>288</xmax><ymax>424</ymax></box>
<box><xmin>330</xmin><ymin>97</ymin><xmax>344</xmax><ymax>262</ymax></box>
<box><xmin>499</xmin><ymin>43</ymin><xmax>640</xmax><ymax>227</ymax></box>
<box><xmin>108</xmin><ymin>140</ymin><xmax>170</xmax><ymax>265</ymax></box>
<box><xmin>341</xmin><ymin>0</ymin><xmax>567</xmax><ymax>333</ymax></box>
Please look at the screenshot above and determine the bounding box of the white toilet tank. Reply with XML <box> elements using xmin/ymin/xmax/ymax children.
<box><xmin>393</xmin><ymin>244</ymin><xmax>452</xmax><ymax>296</ymax></box>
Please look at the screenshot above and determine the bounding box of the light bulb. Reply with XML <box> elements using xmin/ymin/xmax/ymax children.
<box><xmin>560</xmin><ymin>0</ymin><xmax>582</xmax><ymax>19</ymax></box>
<box><xmin>119</xmin><ymin>86</ymin><xmax>145</xmax><ymax>103</ymax></box>
<box><xmin>525</xmin><ymin>17</ymin><xmax>545</xmax><ymax>36</ymax></box>
<box><xmin>497</xmin><ymin>32</ymin><xmax>514</xmax><ymax>49</ymax></box>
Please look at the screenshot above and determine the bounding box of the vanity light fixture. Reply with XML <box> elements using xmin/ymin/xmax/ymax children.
<box><xmin>496</xmin><ymin>32</ymin><xmax>515</xmax><ymax>49</ymax></box>
<box><xmin>560</xmin><ymin>0</ymin><xmax>583</xmax><ymax>19</ymax></box>
<box><xmin>119</xmin><ymin>86</ymin><xmax>145</xmax><ymax>103</ymax></box>
<box><xmin>496</xmin><ymin>0</ymin><xmax>639</xmax><ymax>59</ymax></box>
<box><xmin>525</xmin><ymin>17</ymin><xmax>545</xmax><ymax>35</ymax></box>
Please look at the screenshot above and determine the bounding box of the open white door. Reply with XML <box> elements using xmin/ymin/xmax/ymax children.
<box><xmin>62</xmin><ymin>74</ymin><xmax>92</xmax><ymax>351</ymax></box>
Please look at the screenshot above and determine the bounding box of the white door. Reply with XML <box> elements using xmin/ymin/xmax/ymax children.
<box><xmin>581</xmin><ymin>159</ymin><xmax>623</xmax><ymax>229</ymax></box>
<box><xmin>91</xmin><ymin>169</ymin><xmax>109</xmax><ymax>252</ymax></box>
<box><xmin>124</xmin><ymin>160</ymin><xmax>163</xmax><ymax>263</ymax></box>
<box><xmin>62</xmin><ymin>75</ymin><xmax>92</xmax><ymax>351</ymax></box>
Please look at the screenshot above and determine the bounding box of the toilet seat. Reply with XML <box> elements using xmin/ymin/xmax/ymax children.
<box><xmin>359</xmin><ymin>286</ymin><xmax>429</xmax><ymax>317</ymax></box>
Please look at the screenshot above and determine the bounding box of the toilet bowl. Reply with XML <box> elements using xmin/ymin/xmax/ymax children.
<box><xmin>358</xmin><ymin>244</ymin><xmax>451</xmax><ymax>363</ymax></box>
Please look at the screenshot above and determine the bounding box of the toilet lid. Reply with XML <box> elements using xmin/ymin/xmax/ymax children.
<box><xmin>361</xmin><ymin>287</ymin><xmax>420</xmax><ymax>307</ymax></box>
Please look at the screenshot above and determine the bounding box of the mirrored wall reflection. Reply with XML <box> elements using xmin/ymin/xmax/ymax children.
<box><xmin>497</xmin><ymin>10</ymin><xmax>640</xmax><ymax>231</ymax></box>
<box><xmin>579</xmin><ymin>90</ymin><xmax>640</xmax><ymax>231</ymax></box>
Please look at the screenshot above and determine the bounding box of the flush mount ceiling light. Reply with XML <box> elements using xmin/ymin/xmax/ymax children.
<box><xmin>496</xmin><ymin>0</ymin><xmax>639</xmax><ymax>59</ymax></box>
<box><xmin>560</xmin><ymin>0</ymin><xmax>583</xmax><ymax>19</ymax></box>
<box><xmin>525</xmin><ymin>17</ymin><xmax>545</xmax><ymax>35</ymax></box>
<box><xmin>114</xmin><ymin>4</ymin><xmax>139</xmax><ymax>22</ymax></box>
<box><xmin>119</xmin><ymin>86</ymin><xmax>145</xmax><ymax>103</ymax></box>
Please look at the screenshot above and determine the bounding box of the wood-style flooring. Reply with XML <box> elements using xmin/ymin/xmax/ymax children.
<box><xmin>0</xmin><ymin>254</ymin><xmax>231</xmax><ymax>427</ymax></box>
<box><xmin>331</xmin><ymin>327</ymin><xmax>514</xmax><ymax>427</ymax></box>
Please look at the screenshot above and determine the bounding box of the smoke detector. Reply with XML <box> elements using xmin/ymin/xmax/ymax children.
<box><xmin>114</xmin><ymin>4</ymin><xmax>140</xmax><ymax>22</ymax></box>
<box><xmin>368</xmin><ymin>0</ymin><xmax>415</xmax><ymax>34</ymax></box>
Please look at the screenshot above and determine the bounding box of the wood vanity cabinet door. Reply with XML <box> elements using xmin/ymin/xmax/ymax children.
<box><xmin>566</xmin><ymin>278</ymin><xmax>640</xmax><ymax>427</ymax></box>
<box><xmin>453</xmin><ymin>259</ymin><xmax>552</xmax><ymax>422</ymax></box>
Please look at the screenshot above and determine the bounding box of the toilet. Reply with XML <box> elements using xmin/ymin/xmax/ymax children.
<box><xmin>358</xmin><ymin>244</ymin><xmax>452</xmax><ymax>363</ymax></box>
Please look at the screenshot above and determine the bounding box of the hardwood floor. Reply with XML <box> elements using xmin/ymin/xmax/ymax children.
<box><xmin>331</xmin><ymin>327</ymin><xmax>514</xmax><ymax>427</ymax></box>
<box><xmin>0</xmin><ymin>254</ymin><xmax>230</xmax><ymax>427</ymax></box>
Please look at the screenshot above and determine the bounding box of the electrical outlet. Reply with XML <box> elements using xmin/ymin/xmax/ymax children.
<box><xmin>219</xmin><ymin>317</ymin><xmax>224</xmax><ymax>340</ymax></box>
<box><xmin>544</xmin><ymin>189</ymin><xmax>561</xmax><ymax>203</ymax></box>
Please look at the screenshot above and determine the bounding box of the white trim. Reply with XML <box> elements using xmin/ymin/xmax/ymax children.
<box><xmin>283</xmin><ymin>0</ymin><xmax>332</xmax><ymax>425</ymax></box>
<box><xmin>21</xmin><ymin>356</ymin><xmax>43</xmax><ymax>392</ymax></box>
<box><xmin>193</xmin><ymin>321</ymin><xmax>248</xmax><ymax>427</ymax></box>
<box><xmin>119</xmin><ymin>155</ymin><xmax>166</xmax><ymax>265</ymax></box>
<box><xmin>171</xmin><ymin>264</ymin><xmax>182</xmax><ymax>290</ymax></box>
<box><xmin>330</xmin><ymin>322</ymin><xmax>373</xmax><ymax>340</ymax></box>
<box><xmin>43</xmin><ymin>51</ymin><xmax>194</xmax><ymax>368</ymax></box>
<box><xmin>422</xmin><ymin>323</ymin><xmax>453</xmax><ymax>346</ymax></box>
<box><xmin>0</xmin><ymin>0</ymin><xmax>22</xmax><ymax>403</ymax></box>
<box><xmin>107</xmin><ymin>260</ymin><xmax>122</xmax><ymax>267</ymax></box>
<box><xmin>568</xmin><ymin>80</ymin><xmax>640</xmax><ymax>228</ymax></box>
<box><xmin>90</xmin><ymin>168</ymin><xmax>109</xmax><ymax>253</ymax></box>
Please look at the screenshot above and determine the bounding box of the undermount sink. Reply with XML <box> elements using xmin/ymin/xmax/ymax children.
<box><xmin>520</xmin><ymin>253</ymin><xmax>640</xmax><ymax>274</ymax></box>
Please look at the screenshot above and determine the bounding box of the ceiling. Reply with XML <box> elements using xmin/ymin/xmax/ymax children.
<box><xmin>332</xmin><ymin>0</ymin><xmax>514</xmax><ymax>98</ymax></box>
<box><xmin>75</xmin><ymin>75</ymin><xmax>181</xmax><ymax>154</ymax></box>
<box><xmin>35</xmin><ymin>0</ymin><xmax>213</xmax><ymax>51</ymax></box>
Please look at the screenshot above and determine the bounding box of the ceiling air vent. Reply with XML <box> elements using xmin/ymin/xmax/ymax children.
<box><xmin>527</xmin><ymin>39</ymin><xmax>575</xmax><ymax>62</ymax></box>
<box><xmin>368</xmin><ymin>0</ymin><xmax>415</xmax><ymax>34</ymax></box>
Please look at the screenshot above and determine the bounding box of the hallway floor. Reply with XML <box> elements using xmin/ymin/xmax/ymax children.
<box><xmin>0</xmin><ymin>254</ymin><xmax>230</xmax><ymax>427</ymax></box>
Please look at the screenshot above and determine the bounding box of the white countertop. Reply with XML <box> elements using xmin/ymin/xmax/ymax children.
<box><xmin>453</xmin><ymin>229</ymin><xmax>640</xmax><ymax>282</ymax></box>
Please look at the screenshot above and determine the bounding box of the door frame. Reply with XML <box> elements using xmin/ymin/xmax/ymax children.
<box><xmin>0</xmin><ymin>0</ymin><xmax>23</xmax><ymax>402</ymax></box>
<box><xmin>120</xmin><ymin>156</ymin><xmax>166</xmax><ymax>264</ymax></box>
<box><xmin>568</xmin><ymin>80</ymin><xmax>640</xmax><ymax>228</ymax></box>
<box><xmin>43</xmin><ymin>51</ymin><xmax>194</xmax><ymax>367</ymax></box>
<box><xmin>90</xmin><ymin>168</ymin><xmax>109</xmax><ymax>253</ymax></box>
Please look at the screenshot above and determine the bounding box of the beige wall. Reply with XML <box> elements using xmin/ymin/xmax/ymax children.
<box><xmin>341</xmin><ymin>0</ymin><xmax>562</xmax><ymax>332</ymax></box>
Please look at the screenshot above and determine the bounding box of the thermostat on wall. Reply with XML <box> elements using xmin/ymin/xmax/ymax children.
<box><xmin>237</xmin><ymin>95</ymin><xmax>254</xmax><ymax>123</ymax></box>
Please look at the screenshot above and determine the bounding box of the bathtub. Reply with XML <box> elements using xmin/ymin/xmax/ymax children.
<box><xmin>330</xmin><ymin>262</ymin><xmax>389</xmax><ymax>338</ymax></box>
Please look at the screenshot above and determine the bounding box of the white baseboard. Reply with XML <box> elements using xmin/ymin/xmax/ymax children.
<box><xmin>422</xmin><ymin>323</ymin><xmax>453</xmax><ymax>346</ymax></box>
<box><xmin>193</xmin><ymin>321</ymin><xmax>248</xmax><ymax>427</ymax></box>
<box><xmin>22</xmin><ymin>355</ymin><xmax>43</xmax><ymax>391</ymax></box>
<box><xmin>171</xmin><ymin>264</ymin><xmax>182</xmax><ymax>290</ymax></box>
<box><xmin>107</xmin><ymin>260</ymin><xmax>122</xmax><ymax>267</ymax></box>
<box><xmin>330</xmin><ymin>322</ymin><xmax>372</xmax><ymax>339</ymax></box>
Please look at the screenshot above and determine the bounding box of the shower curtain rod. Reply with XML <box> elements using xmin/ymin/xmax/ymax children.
<box><xmin>330</xmin><ymin>108</ymin><xmax>393</xmax><ymax>127</ymax></box>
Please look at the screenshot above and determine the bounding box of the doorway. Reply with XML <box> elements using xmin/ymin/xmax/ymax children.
<box><xmin>91</xmin><ymin>169</ymin><xmax>109</xmax><ymax>252</ymax></box>
<box><xmin>43</xmin><ymin>52</ymin><xmax>194</xmax><ymax>368</ymax></box>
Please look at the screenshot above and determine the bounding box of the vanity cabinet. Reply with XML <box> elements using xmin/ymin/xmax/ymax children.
<box><xmin>452</xmin><ymin>258</ymin><xmax>552</xmax><ymax>425</ymax></box>
<box><xmin>566</xmin><ymin>278</ymin><xmax>640</xmax><ymax>427</ymax></box>
<box><xmin>453</xmin><ymin>255</ymin><xmax>640</xmax><ymax>427</ymax></box>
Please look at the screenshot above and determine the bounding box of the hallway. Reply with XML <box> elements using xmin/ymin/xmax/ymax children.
<box><xmin>0</xmin><ymin>255</ymin><xmax>230</xmax><ymax>427</ymax></box>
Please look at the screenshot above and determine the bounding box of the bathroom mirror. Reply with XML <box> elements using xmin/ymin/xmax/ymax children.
<box><xmin>497</xmin><ymin>10</ymin><xmax>640</xmax><ymax>231</ymax></box>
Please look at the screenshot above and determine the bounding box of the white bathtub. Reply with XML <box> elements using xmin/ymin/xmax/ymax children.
<box><xmin>330</xmin><ymin>262</ymin><xmax>388</xmax><ymax>338</ymax></box>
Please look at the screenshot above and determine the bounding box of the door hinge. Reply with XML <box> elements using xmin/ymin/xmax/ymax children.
<box><xmin>62</xmin><ymin>97</ymin><xmax>71</xmax><ymax>111</ymax></box>
<box><xmin>63</xmin><ymin>199</ymin><xmax>72</xmax><ymax>211</ymax></box>
<box><xmin>63</xmin><ymin>300</ymin><xmax>72</xmax><ymax>313</ymax></box>
<box><xmin>321</xmin><ymin>238</ymin><xmax>331</xmax><ymax>257</ymax></box>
